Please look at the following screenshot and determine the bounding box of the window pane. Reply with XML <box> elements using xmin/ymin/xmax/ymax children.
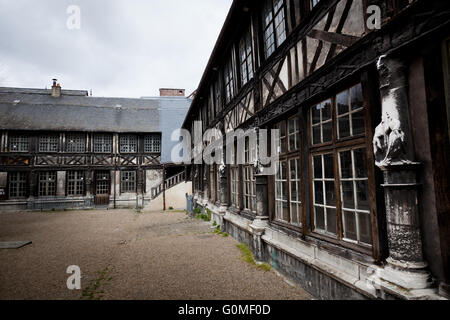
<box><xmin>342</xmin><ymin>181</ymin><xmax>355</xmax><ymax>209</ymax></box>
<box><xmin>314</xmin><ymin>182</ymin><xmax>324</xmax><ymax>205</ymax></box>
<box><xmin>312</xmin><ymin>104</ymin><xmax>321</xmax><ymax>124</ymax></box>
<box><xmin>344</xmin><ymin>211</ymin><xmax>357</xmax><ymax>241</ymax></box>
<box><xmin>324</xmin><ymin>154</ymin><xmax>334</xmax><ymax>178</ymax></box>
<box><xmin>322</xmin><ymin>122</ymin><xmax>332</xmax><ymax>143</ymax></box>
<box><xmin>312</xmin><ymin>125</ymin><xmax>321</xmax><ymax>145</ymax></box>
<box><xmin>337</xmin><ymin>90</ymin><xmax>349</xmax><ymax>115</ymax></box>
<box><xmin>340</xmin><ymin>151</ymin><xmax>353</xmax><ymax>179</ymax></box>
<box><xmin>325</xmin><ymin>181</ymin><xmax>335</xmax><ymax>206</ymax></box>
<box><xmin>356</xmin><ymin>181</ymin><xmax>370</xmax><ymax>211</ymax></box>
<box><xmin>326</xmin><ymin>208</ymin><xmax>337</xmax><ymax>234</ymax></box>
<box><xmin>354</xmin><ymin>148</ymin><xmax>367</xmax><ymax>178</ymax></box>
<box><xmin>313</xmin><ymin>156</ymin><xmax>322</xmax><ymax>179</ymax></box>
<box><xmin>338</xmin><ymin>116</ymin><xmax>350</xmax><ymax>139</ymax></box>
<box><xmin>358</xmin><ymin>212</ymin><xmax>372</xmax><ymax>245</ymax></box>
<box><xmin>322</xmin><ymin>100</ymin><xmax>332</xmax><ymax>121</ymax></box>
<box><xmin>315</xmin><ymin>206</ymin><xmax>325</xmax><ymax>230</ymax></box>
<box><xmin>350</xmin><ymin>84</ymin><xmax>363</xmax><ymax>111</ymax></box>
<box><xmin>352</xmin><ymin>110</ymin><xmax>365</xmax><ymax>136</ymax></box>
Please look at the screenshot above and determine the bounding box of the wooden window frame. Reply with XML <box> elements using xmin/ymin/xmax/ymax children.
<box><xmin>66</xmin><ymin>133</ymin><xmax>87</xmax><ymax>153</ymax></box>
<box><xmin>120</xmin><ymin>171</ymin><xmax>136</xmax><ymax>193</ymax></box>
<box><xmin>8</xmin><ymin>172</ymin><xmax>28</xmax><ymax>199</ymax></box>
<box><xmin>144</xmin><ymin>134</ymin><xmax>161</xmax><ymax>154</ymax></box>
<box><xmin>67</xmin><ymin>171</ymin><xmax>85</xmax><ymax>197</ymax></box>
<box><xmin>39</xmin><ymin>134</ymin><xmax>59</xmax><ymax>153</ymax></box>
<box><xmin>307</xmin><ymin>82</ymin><xmax>377</xmax><ymax>253</ymax></box>
<box><xmin>38</xmin><ymin>171</ymin><xmax>57</xmax><ymax>197</ymax></box>
<box><xmin>239</xmin><ymin>26</ymin><xmax>255</xmax><ymax>87</ymax></box>
<box><xmin>8</xmin><ymin>133</ymin><xmax>30</xmax><ymax>153</ymax></box>
<box><xmin>224</xmin><ymin>54</ymin><xmax>236</xmax><ymax>104</ymax></box>
<box><xmin>119</xmin><ymin>135</ymin><xmax>138</xmax><ymax>154</ymax></box>
<box><xmin>262</xmin><ymin>0</ymin><xmax>287</xmax><ymax>58</ymax></box>
<box><xmin>93</xmin><ymin>134</ymin><xmax>113</xmax><ymax>154</ymax></box>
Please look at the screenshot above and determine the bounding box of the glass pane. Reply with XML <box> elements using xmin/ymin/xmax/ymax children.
<box><xmin>280</xmin><ymin>161</ymin><xmax>287</xmax><ymax>180</ymax></box>
<box><xmin>322</xmin><ymin>122</ymin><xmax>332</xmax><ymax>142</ymax></box>
<box><xmin>325</xmin><ymin>181</ymin><xmax>335</xmax><ymax>206</ymax></box>
<box><xmin>354</xmin><ymin>148</ymin><xmax>367</xmax><ymax>178</ymax></box>
<box><xmin>312</xmin><ymin>104</ymin><xmax>321</xmax><ymax>124</ymax></box>
<box><xmin>314</xmin><ymin>182</ymin><xmax>324</xmax><ymax>204</ymax></box>
<box><xmin>342</xmin><ymin>181</ymin><xmax>355</xmax><ymax>209</ymax></box>
<box><xmin>338</xmin><ymin>116</ymin><xmax>350</xmax><ymax>139</ymax></box>
<box><xmin>289</xmin><ymin>134</ymin><xmax>297</xmax><ymax>151</ymax></box>
<box><xmin>339</xmin><ymin>151</ymin><xmax>352</xmax><ymax>179</ymax></box>
<box><xmin>324</xmin><ymin>154</ymin><xmax>334</xmax><ymax>178</ymax></box>
<box><xmin>322</xmin><ymin>100</ymin><xmax>332</xmax><ymax>121</ymax></box>
<box><xmin>282</xmin><ymin>203</ymin><xmax>289</xmax><ymax>221</ymax></box>
<box><xmin>290</xmin><ymin>159</ymin><xmax>297</xmax><ymax>180</ymax></box>
<box><xmin>351</xmin><ymin>84</ymin><xmax>363</xmax><ymax>110</ymax></box>
<box><xmin>315</xmin><ymin>206</ymin><xmax>325</xmax><ymax>230</ymax></box>
<box><xmin>313</xmin><ymin>156</ymin><xmax>322</xmax><ymax>179</ymax></box>
<box><xmin>358</xmin><ymin>212</ymin><xmax>372</xmax><ymax>245</ymax></box>
<box><xmin>337</xmin><ymin>90</ymin><xmax>349</xmax><ymax>115</ymax></box>
<box><xmin>291</xmin><ymin>182</ymin><xmax>297</xmax><ymax>201</ymax></box>
<box><xmin>344</xmin><ymin>211</ymin><xmax>357</xmax><ymax>241</ymax></box>
<box><xmin>280</xmin><ymin>137</ymin><xmax>287</xmax><ymax>154</ymax></box>
<box><xmin>291</xmin><ymin>204</ymin><xmax>300</xmax><ymax>225</ymax></box>
<box><xmin>288</xmin><ymin>118</ymin><xmax>296</xmax><ymax>134</ymax></box>
<box><xmin>356</xmin><ymin>181</ymin><xmax>370</xmax><ymax>211</ymax></box>
<box><xmin>352</xmin><ymin>110</ymin><xmax>365</xmax><ymax>136</ymax></box>
<box><xmin>326</xmin><ymin>208</ymin><xmax>337</xmax><ymax>234</ymax></box>
<box><xmin>312</xmin><ymin>125</ymin><xmax>321</xmax><ymax>145</ymax></box>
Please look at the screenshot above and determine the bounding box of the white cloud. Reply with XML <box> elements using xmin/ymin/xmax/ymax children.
<box><xmin>0</xmin><ymin>0</ymin><xmax>232</xmax><ymax>97</ymax></box>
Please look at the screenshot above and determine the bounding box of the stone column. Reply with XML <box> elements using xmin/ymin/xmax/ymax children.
<box><xmin>27</xmin><ymin>171</ymin><xmax>37</xmax><ymax>210</ymax></box>
<box><xmin>57</xmin><ymin>171</ymin><xmax>66</xmax><ymax>197</ymax></box>
<box><xmin>372</xmin><ymin>55</ymin><xmax>431</xmax><ymax>290</ymax></box>
<box><xmin>250</xmin><ymin>174</ymin><xmax>270</xmax><ymax>262</ymax></box>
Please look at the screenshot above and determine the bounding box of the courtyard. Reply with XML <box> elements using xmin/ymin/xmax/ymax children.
<box><xmin>0</xmin><ymin>209</ymin><xmax>312</xmax><ymax>300</ymax></box>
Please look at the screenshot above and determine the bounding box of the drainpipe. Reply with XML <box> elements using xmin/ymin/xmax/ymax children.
<box><xmin>163</xmin><ymin>165</ymin><xmax>166</xmax><ymax>211</ymax></box>
<box><xmin>113</xmin><ymin>170</ymin><xmax>117</xmax><ymax>209</ymax></box>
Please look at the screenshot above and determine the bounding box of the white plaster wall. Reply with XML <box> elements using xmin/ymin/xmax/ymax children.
<box><xmin>145</xmin><ymin>182</ymin><xmax>192</xmax><ymax>211</ymax></box>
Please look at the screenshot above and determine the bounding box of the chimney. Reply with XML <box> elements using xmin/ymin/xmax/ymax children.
<box><xmin>159</xmin><ymin>88</ymin><xmax>185</xmax><ymax>97</ymax></box>
<box><xmin>51</xmin><ymin>78</ymin><xmax>61</xmax><ymax>98</ymax></box>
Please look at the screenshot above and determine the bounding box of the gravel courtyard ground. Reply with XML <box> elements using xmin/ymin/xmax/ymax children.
<box><xmin>0</xmin><ymin>209</ymin><xmax>312</xmax><ymax>300</ymax></box>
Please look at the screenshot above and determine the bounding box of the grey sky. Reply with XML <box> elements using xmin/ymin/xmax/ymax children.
<box><xmin>0</xmin><ymin>0</ymin><xmax>232</xmax><ymax>98</ymax></box>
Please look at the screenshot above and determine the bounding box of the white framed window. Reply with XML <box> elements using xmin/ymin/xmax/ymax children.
<box><xmin>93</xmin><ymin>134</ymin><xmax>113</xmax><ymax>153</ymax></box>
<box><xmin>120</xmin><ymin>171</ymin><xmax>136</xmax><ymax>193</ymax></box>
<box><xmin>39</xmin><ymin>135</ymin><xmax>59</xmax><ymax>153</ymax></box>
<box><xmin>239</xmin><ymin>28</ymin><xmax>254</xmax><ymax>86</ymax></box>
<box><xmin>9</xmin><ymin>172</ymin><xmax>27</xmax><ymax>198</ymax></box>
<box><xmin>66</xmin><ymin>133</ymin><xmax>86</xmax><ymax>153</ymax></box>
<box><xmin>263</xmin><ymin>0</ymin><xmax>286</xmax><ymax>58</ymax></box>
<box><xmin>67</xmin><ymin>171</ymin><xmax>85</xmax><ymax>196</ymax></box>
<box><xmin>120</xmin><ymin>135</ymin><xmax>138</xmax><ymax>153</ymax></box>
<box><xmin>224</xmin><ymin>56</ymin><xmax>235</xmax><ymax>104</ymax></box>
<box><xmin>311</xmin><ymin>99</ymin><xmax>333</xmax><ymax>145</ymax></box>
<box><xmin>9</xmin><ymin>134</ymin><xmax>29</xmax><ymax>152</ymax></box>
<box><xmin>39</xmin><ymin>171</ymin><xmax>57</xmax><ymax>197</ymax></box>
<box><xmin>144</xmin><ymin>134</ymin><xmax>161</xmax><ymax>153</ymax></box>
<box><xmin>336</xmin><ymin>84</ymin><xmax>365</xmax><ymax>139</ymax></box>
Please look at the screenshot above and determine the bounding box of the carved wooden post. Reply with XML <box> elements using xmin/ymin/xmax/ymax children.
<box><xmin>373</xmin><ymin>55</ymin><xmax>431</xmax><ymax>290</ymax></box>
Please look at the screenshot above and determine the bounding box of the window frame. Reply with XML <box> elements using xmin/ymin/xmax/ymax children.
<box><xmin>8</xmin><ymin>133</ymin><xmax>30</xmax><ymax>153</ymax></box>
<box><xmin>307</xmin><ymin>82</ymin><xmax>376</xmax><ymax>252</ymax></box>
<box><xmin>65</xmin><ymin>133</ymin><xmax>87</xmax><ymax>153</ymax></box>
<box><xmin>272</xmin><ymin>115</ymin><xmax>303</xmax><ymax>228</ymax></box>
<box><xmin>67</xmin><ymin>171</ymin><xmax>85</xmax><ymax>197</ymax></box>
<box><xmin>224</xmin><ymin>54</ymin><xmax>236</xmax><ymax>104</ymax></box>
<box><xmin>8</xmin><ymin>172</ymin><xmax>28</xmax><ymax>199</ymax></box>
<box><xmin>144</xmin><ymin>134</ymin><xmax>161</xmax><ymax>154</ymax></box>
<box><xmin>93</xmin><ymin>134</ymin><xmax>113</xmax><ymax>154</ymax></box>
<box><xmin>262</xmin><ymin>0</ymin><xmax>287</xmax><ymax>58</ymax></box>
<box><xmin>120</xmin><ymin>171</ymin><xmax>136</xmax><ymax>193</ymax></box>
<box><xmin>38</xmin><ymin>171</ymin><xmax>57</xmax><ymax>197</ymax></box>
<box><xmin>119</xmin><ymin>134</ymin><xmax>138</xmax><ymax>154</ymax></box>
<box><xmin>239</xmin><ymin>26</ymin><xmax>254</xmax><ymax>87</ymax></box>
<box><xmin>39</xmin><ymin>134</ymin><xmax>59</xmax><ymax>153</ymax></box>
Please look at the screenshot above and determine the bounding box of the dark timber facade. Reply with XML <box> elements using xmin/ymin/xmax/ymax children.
<box><xmin>0</xmin><ymin>83</ymin><xmax>191</xmax><ymax>211</ymax></box>
<box><xmin>183</xmin><ymin>0</ymin><xmax>450</xmax><ymax>299</ymax></box>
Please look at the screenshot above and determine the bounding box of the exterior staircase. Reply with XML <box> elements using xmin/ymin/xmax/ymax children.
<box><xmin>151</xmin><ymin>171</ymin><xmax>186</xmax><ymax>200</ymax></box>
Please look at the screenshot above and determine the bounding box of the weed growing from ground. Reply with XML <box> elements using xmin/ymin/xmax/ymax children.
<box><xmin>236</xmin><ymin>243</ymin><xmax>271</xmax><ymax>272</ymax></box>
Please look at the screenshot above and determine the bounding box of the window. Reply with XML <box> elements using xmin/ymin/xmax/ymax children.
<box><xmin>311</xmin><ymin>99</ymin><xmax>333</xmax><ymax>145</ymax></box>
<box><xmin>95</xmin><ymin>171</ymin><xmax>110</xmax><ymax>195</ymax></box>
<box><xmin>120</xmin><ymin>135</ymin><xmax>138</xmax><ymax>153</ymax></box>
<box><xmin>339</xmin><ymin>148</ymin><xmax>372</xmax><ymax>245</ymax></box>
<box><xmin>67</xmin><ymin>171</ymin><xmax>85</xmax><ymax>196</ymax></box>
<box><xmin>312</xmin><ymin>154</ymin><xmax>337</xmax><ymax>235</ymax></box>
<box><xmin>120</xmin><ymin>171</ymin><xmax>136</xmax><ymax>193</ymax></box>
<box><xmin>9</xmin><ymin>134</ymin><xmax>29</xmax><ymax>152</ymax></box>
<box><xmin>94</xmin><ymin>134</ymin><xmax>113</xmax><ymax>153</ymax></box>
<box><xmin>216</xmin><ymin>165</ymin><xmax>221</xmax><ymax>204</ymax></box>
<box><xmin>230</xmin><ymin>144</ymin><xmax>240</xmax><ymax>208</ymax></box>
<box><xmin>274</xmin><ymin>117</ymin><xmax>302</xmax><ymax>226</ymax></box>
<box><xmin>224</xmin><ymin>56</ymin><xmax>235</xmax><ymax>104</ymax></box>
<box><xmin>243</xmin><ymin>138</ymin><xmax>256</xmax><ymax>212</ymax></box>
<box><xmin>209</xmin><ymin>165</ymin><xmax>216</xmax><ymax>201</ymax></box>
<box><xmin>39</xmin><ymin>135</ymin><xmax>59</xmax><ymax>152</ymax></box>
<box><xmin>309</xmin><ymin>83</ymin><xmax>373</xmax><ymax>247</ymax></box>
<box><xmin>39</xmin><ymin>171</ymin><xmax>56</xmax><ymax>197</ymax></box>
<box><xmin>144</xmin><ymin>134</ymin><xmax>161</xmax><ymax>153</ymax></box>
<box><xmin>66</xmin><ymin>133</ymin><xmax>86</xmax><ymax>153</ymax></box>
<box><xmin>9</xmin><ymin>172</ymin><xmax>27</xmax><ymax>198</ymax></box>
<box><xmin>214</xmin><ymin>78</ymin><xmax>223</xmax><ymax>114</ymax></box>
<box><xmin>263</xmin><ymin>0</ymin><xmax>286</xmax><ymax>58</ymax></box>
<box><xmin>336</xmin><ymin>84</ymin><xmax>365</xmax><ymax>139</ymax></box>
<box><xmin>239</xmin><ymin>28</ymin><xmax>254</xmax><ymax>86</ymax></box>
<box><xmin>275</xmin><ymin>160</ymin><xmax>289</xmax><ymax>222</ymax></box>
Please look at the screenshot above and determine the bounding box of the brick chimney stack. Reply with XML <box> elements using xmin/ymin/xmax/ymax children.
<box><xmin>51</xmin><ymin>79</ymin><xmax>61</xmax><ymax>98</ymax></box>
<box><xmin>159</xmin><ymin>88</ymin><xmax>185</xmax><ymax>97</ymax></box>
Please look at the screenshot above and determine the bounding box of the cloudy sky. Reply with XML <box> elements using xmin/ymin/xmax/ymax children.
<box><xmin>0</xmin><ymin>0</ymin><xmax>232</xmax><ymax>98</ymax></box>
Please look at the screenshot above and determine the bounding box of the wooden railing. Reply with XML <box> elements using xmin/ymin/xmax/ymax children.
<box><xmin>151</xmin><ymin>171</ymin><xmax>186</xmax><ymax>200</ymax></box>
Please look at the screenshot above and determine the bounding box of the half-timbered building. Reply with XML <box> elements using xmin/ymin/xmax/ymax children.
<box><xmin>183</xmin><ymin>0</ymin><xmax>450</xmax><ymax>299</ymax></box>
<box><xmin>0</xmin><ymin>81</ymin><xmax>191</xmax><ymax>211</ymax></box>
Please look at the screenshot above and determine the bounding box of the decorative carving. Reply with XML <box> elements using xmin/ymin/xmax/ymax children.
<box><xmin>373</xmin><ymin>55</ymin><xmax>413</xmax><ymax>167</ymax></box>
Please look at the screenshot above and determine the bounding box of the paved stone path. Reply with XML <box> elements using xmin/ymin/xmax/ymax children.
<box><xmin>0</xmin><ymin>209</ymin><xmax>312</xmax><ymax>300</ymax></box>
